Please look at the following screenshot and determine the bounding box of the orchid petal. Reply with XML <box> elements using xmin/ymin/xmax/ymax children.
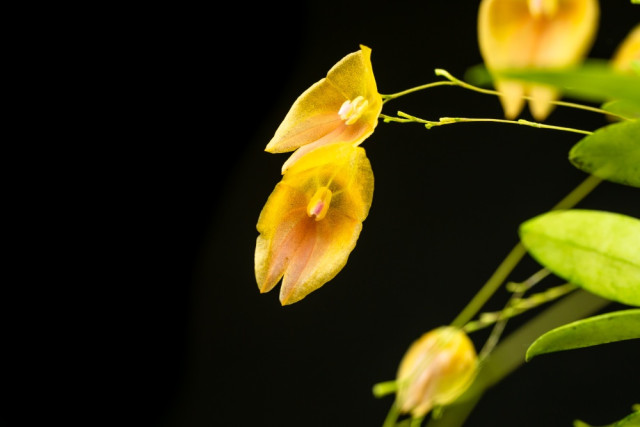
<box><xmin>478</xmin><ymin>0</ymin><xmax>599</xmax><ymax>120</ymax></box>
<box><xmin>265</xmin><ymin>45</ymin><xmax>382</xmax><ymax>172</ymax></box>
<box><xmin>612</xmin><ymin>24</ymin><xmax>640</xmax><ymax>73</ymax></box>
<box><xmin>255</xmin><ymin>142</ymin><xmax>374</xmax><ymax>305</ymax></box>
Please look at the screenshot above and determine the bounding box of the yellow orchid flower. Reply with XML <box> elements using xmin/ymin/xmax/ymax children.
<box><xmin>395</xmin><ymin>326</ymin><xmax>478</xmax><ymax>419</ymax></box>
<box><xmin>611</xmin><ymin>24</ymin><xmax>640</xmax><ymax>73</ymax></box>
<box><xmin>255</xmin><ymin>142</ymin><xmax>374</xmax><ymax>305</ymax></box>
<box><xmin>265</xmin><ymin>45</ymin><xmax>382</xmax><ymax>173</ymax></box>
<box><xmin>478</xmin><ymin>0</ymin><xmax>599</xmax><ymax>120</ymax></box>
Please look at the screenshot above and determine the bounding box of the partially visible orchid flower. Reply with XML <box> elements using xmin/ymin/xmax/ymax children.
<box><xmin>478</xmin><ymin>0</ymin><xmax>600</xmax><ymax>120</ymax></box>
<box><xmin>265</xmin><ymin>45</ymin><xmax>382</xmax><ymax>173</ymax></box>
<box><xmin>255</xmin><ymin>142</ymin><xmax>374</xmax><ymax>305</ymax></box>
<box><xmin>611</xmin><ymin>24</ymin><xmax>640</xmax><ymax>73</ymax></box>
<box><xmin>395</xmin><ymin>326</ymin><xmax>478</xmax><ymax>419</ymax></box>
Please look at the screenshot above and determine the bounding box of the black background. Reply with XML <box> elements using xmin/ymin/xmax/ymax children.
<box><xmin>95</xmin><ymin>2</ymin><xmax>639</xmax><ymax>426</ymax></box>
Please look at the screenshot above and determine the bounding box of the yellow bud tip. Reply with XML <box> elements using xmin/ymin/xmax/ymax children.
<box><xmin>527</xmin><ymin>0</ymin><xmax>558</xmax><ymax>18</ymax></box>
<box><xmin>307</xmin><ymin>187</ymin><xmax>332</xmax><ymax>221</ymax></box>
<box><xmin>338</xmin><ymin>96</ymin><xmax>369</xmax><ymax>125</ymax></box>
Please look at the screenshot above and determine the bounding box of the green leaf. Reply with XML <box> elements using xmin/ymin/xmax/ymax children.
<box><xmin>574</xmin><ymin>410</ymin><xmax>640</xmax><ymax>427</ymax></box>
<box><xmin>519</xmin><ymin>209</ymin><xmax>640</xmax><ymax>306</ymax></box>
<box><xmin>601</xmin><ymin>100</ymin><xmax>640</xmax><ymax>120</ymax></box>
<box><xmin>526</xmin><ymin>309</ymin><xmax>640</xmax><ymax>361</ymax></box>
<box><xmin>569</xmin><ymin>120</ymin><xmax>640</xmax><ymax>188</ymax></box>
<box><xmin>463</xmin><ymin>64</ymin><xmax>493</xmax><ymax>88</ymax></box>
<box><xmin>497</xmin><ymin>61</ymin><xmax>640</xmax><ymax>105</ymax></box>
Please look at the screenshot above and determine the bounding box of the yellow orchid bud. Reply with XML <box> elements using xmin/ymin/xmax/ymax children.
<box><xmin>395</xmin><ymin>326</ymin><xmax>478</xmax><ymax>418</ymax></box>
<box><xmin>478</xmin><ymin>0</ymin><xmax>600</xmax><ymax>121</ymax></box>
<box><xmin>255</xmin><ymin>142</ymin><xmax>374</xmax><ymax>305</ymax></box>
<box><xmin>265</xmin><ymin>45</ymin><xmax>382</xmax><ymax>173</ymax></box>
<box><xmin>611</xmin><ymin>24</ymin><xmax>640</xmax><ymax>73</ymax></box>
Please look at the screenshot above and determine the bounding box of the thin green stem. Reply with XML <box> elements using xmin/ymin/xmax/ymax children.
<box><xmin>450</xmin><ymin>173</ymin><xmax>602</xmax><ymax>329</ymax></box>
<box><xmin>463</xmin><ymin>268</ymin><xmax>550</xmax><ymax>336</ymax></box>
<box><xmin>410</xmin><ymin>416</ymin><xmax>425</xmax><ymax>427</ymax></box>
<box><xmin>450</xmin><ymin>243</ymin><xmax>527</xmax><ymax>329</ymax></box>
<box><xmin>433</xmin><ymin>69</ymin><xmax>500</xmax><ymax>97</ymax></box>
<box><xmin>464</xmin><ymin>283</ymin><xmax>578</xmax><ymax>335</ymax></box>
<box><xmin>383</xmin><ymin>402</ymin><xmax>401</xmax><ymax>427</ymax></box>
<box><xmin>378</xmin><ymin>68</ymin><xmax>626</xmax><ymax>119</ymax></box>
<box><xmin>386</xmin><ymin>112</ymin><xmax>593</xmax><ymax>135</ymax></box>
<box><xmin>381</xmin><ymin>81</ymin><xmax>457</xmax><ymax>104</ymax></box>
<box><xmin>439</xmin><ymin>117</ymin><xmax>592</xmax><ymax>135</ymax></box>
<box><xmin>516</xmin><ymin>268</ymin><xmax>551</xmax><ymax>291</ymax></box>
<box><xmin>427</xmin><ymin>290</ymin><xmax>611</xmax><ymax>427</ymax></box>
<box><xmin>373</xmin><ymin>381</ymin><xmax>398</xmax><ymax>398</ymax></box>
<box><xmin>551</xmin><ymin>173</ymin><xmax>603</xmax><ymax>210</ymax></box>
<box><xmin>477</xmin><ymin>309</ymin><xmax>509</xmax><ymax>361</ymax></box>
<box><xmin>433</xmin><ymin>68</ymin><xmax>625</xmax><ymax>118</ymax></box>
<box><xmin>380</xmin><ymin>112</ymin><xmax>430</xmax><ymax>124</ymax></box>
